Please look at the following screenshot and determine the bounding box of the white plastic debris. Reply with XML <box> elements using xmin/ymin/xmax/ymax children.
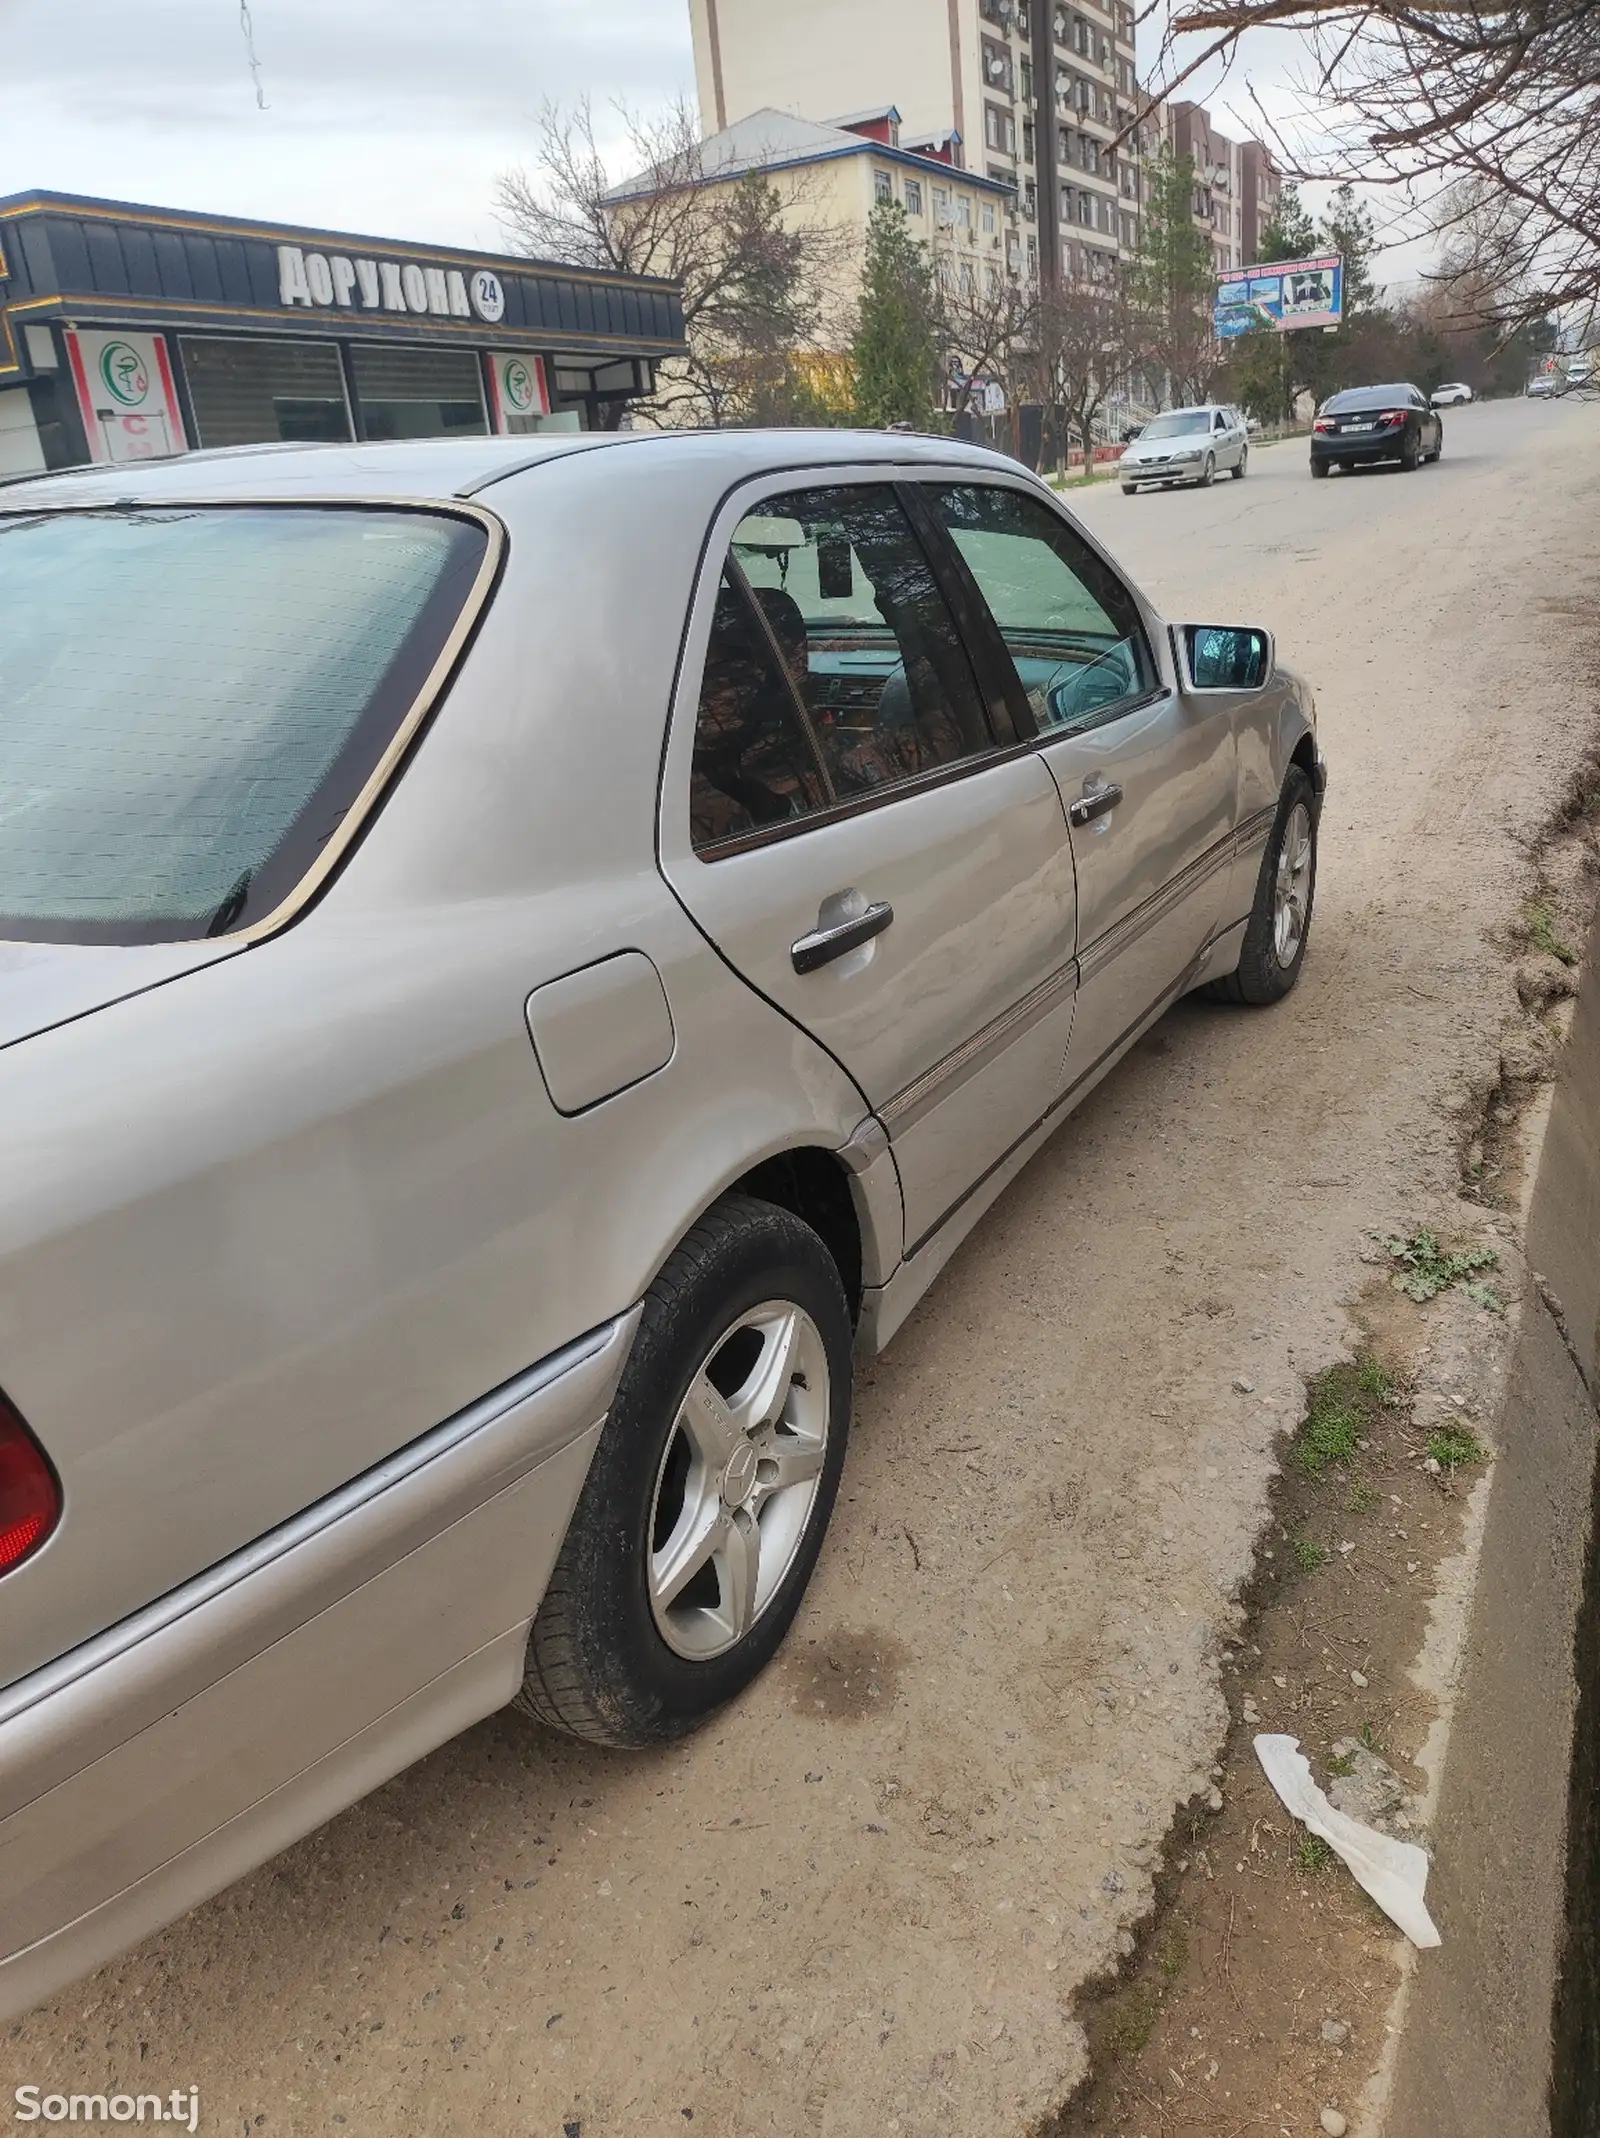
<box><xmin>1254</xmin><ymin>1734</ymin><xmax>1441</xmax><ymax>1949</ymax></box>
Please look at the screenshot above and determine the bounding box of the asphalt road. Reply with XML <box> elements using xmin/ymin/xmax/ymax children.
<box><xmin>8</xmin><ymin>397</ymin><xmax>1600</xmax><ymax>2138</ymax></box>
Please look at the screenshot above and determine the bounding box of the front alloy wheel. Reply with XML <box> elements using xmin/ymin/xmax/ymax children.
<box><xmin>1273</xmin><ymin>800</ymin><xmax>1314</xmax><ymax>969</ymax></box>
<box><xmin>1204</xmin><ymin>765</ymin><xmax>1318</xmax><ymax>1006</ymax></box>
<box><xmin>1199</xmin><ymin>453</ymin><xmax>1216</xmax><ymax>487</ymax></box>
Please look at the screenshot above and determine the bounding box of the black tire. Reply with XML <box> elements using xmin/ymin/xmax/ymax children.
<box><xmin>518</xmin><ymin>1193</ymin><xmax>853</xmax><ymax>1747</ymax></box>
<box><xmin>1199</xmin><ymin>453</ymin><xmax>1216</xmax><ymax>487</ymax></box>
<box><xmin>1121</xmin><ymin>483</ymin><xmax>1138</xmax><ymax>496</ymax></box>
<box><xmin>1400</xmin><ymin>434</ymin><xmax>1421</xmax><ymax>470</ymax></box>
<box><xmin>1311</xmin><ymin>458</ymin><xmax>1329</xmax><ymax>479</ymax></box>
<box><xmin>1204</xmin><ymin>767</ymin><xmax>1318</xmax><ymax>1006</ymax></box>
<box><xmin>1232</xmin><ymin>448</ymin><xmax>1248</xmax><ymax>479</ymax></box>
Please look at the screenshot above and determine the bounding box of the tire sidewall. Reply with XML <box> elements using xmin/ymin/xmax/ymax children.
<box><xmin>1237</xmin><ymin>768</ymin><xmax>1318</xmax><ymax>1003</ymax></box>
<box><xmin>557</xmin><ymin>1201</ymin><xmax>852</xmax><ymax>1738</ymax></box>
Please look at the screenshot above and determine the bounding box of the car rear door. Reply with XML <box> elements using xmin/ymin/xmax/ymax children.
<box><xmin>918</xmin><ymin>479</ymin><xmax>1238</xmax><ymax>1093</ymax></box>
<box><xmin>658</xmin><ymin>475</ymin><xmax>1080</xmax><ymax>1254</ymax></box>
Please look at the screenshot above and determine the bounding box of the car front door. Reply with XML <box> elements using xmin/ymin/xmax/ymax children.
<box><xmin>658</xmin><ymin>478</ymin><xmax>1081</xmax><ymax>1254</ymax></box>
<box><xmin>921</xmin><ymin>480</ymin><xmax>1239</xmax><ymax>1095</ymax></box>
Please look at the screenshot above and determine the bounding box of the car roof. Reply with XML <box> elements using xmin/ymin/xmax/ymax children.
<box><xmin>0</xmin><ymin>428</ymin><xmax>1030</xmax><ymax>511</ymax></box>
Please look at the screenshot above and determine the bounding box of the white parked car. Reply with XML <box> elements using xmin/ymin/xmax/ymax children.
<box><xmin>1430</xmin><ymin>382</ymin><xmax>1473</xmax><ymax>407</ymax></box>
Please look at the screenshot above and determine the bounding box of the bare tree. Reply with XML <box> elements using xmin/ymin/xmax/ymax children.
<box><xmin>1145</xmin><ymin>0</ymin><xmax>1600</xmax><ymax>334</ymax></box>
<box><xmin>1035</xmin><ymin>274</ymin><xmax>1143</xmax><ymax>467</ymax></box>
<box><xmin>496</xmin><ymin>100</ymin><xmax>849</xmax><ymax>427</ymax></box>
<box><xmin>939</xmin><ymin>262</ymin><xmax>1039</xmax><ymax>423</ymax></box>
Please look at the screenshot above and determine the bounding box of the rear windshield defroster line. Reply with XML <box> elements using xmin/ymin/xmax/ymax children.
<box><xmin>0</xmin><ymin>503</ymin><xmax>493</xmax><ymax>946</ymax></box>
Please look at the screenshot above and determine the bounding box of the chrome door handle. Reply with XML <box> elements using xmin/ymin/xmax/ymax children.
<box><xmin>791</xmin><ymin>900</ymin><xmax>895</xmax><ymax>974</ymax></box>
<box><xmin>1068</xmin><ymin>783</ymin><xmax>1124</xmax><ymax>828</ymax></box>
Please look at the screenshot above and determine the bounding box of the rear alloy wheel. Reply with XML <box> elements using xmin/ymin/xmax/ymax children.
<box><xmin>1199</xmin><ymin>453</ymin><xmax>1216</xmax><ymax>487</ymax></box>
<box><xmin>1232</xmin><ymin>447</ymin><xmax>1248</xmax><ymax>479</ymax></box>
<box><xmin>1400</xmin><ymin>434</ymin><xmax>1421</xmax><ymax>471</ymax></box>
<box><xmin>1205</xmin><ymin>767</ymin><xmax>1318</xmax><ymax>1006</ymax></box>
<box><xmin>518</xmin><ymin>1194</ymin><xmax>852</xmax><ymax>1746</ymax></box>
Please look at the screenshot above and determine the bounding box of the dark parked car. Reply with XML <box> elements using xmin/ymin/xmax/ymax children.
<box><xmin>1310</xmin><ymin>384</ymin><xmax>1443</xmax><ymax>478</ymax></box>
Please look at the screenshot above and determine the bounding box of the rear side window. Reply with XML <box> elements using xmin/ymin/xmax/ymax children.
<box><xmin>689</xmin><ymin>572</ymin><xmax>831</xmax><ymax>849</ymax></box>
<box><xmin>0</xmin><ymin>505</ymin><xmax>489</xmax><ymax>944</ymax></box>
<box><xmin>930</xmin><ymin>484</ymin><xmax>1155</xmax><ymax>736</ymax></box>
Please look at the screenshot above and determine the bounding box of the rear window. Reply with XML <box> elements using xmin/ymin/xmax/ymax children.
<box><xmin>1321</xmin><ymin>387</ymin><xmax>1417</xmax><ymax>414</ymax></box>
<box><xmin>0</xmin><ymin>505</ymin><xmax>489</xmax><ymax>944</ymax></box>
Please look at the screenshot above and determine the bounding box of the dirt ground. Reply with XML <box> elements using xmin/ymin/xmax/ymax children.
<box><xmin>7</xmin><ymin>398</ymin><xmax>1600</xmax><ymax>2138</ymax></box>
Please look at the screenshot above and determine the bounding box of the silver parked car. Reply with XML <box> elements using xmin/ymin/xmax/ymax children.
<box><xmin>0</xmin><ymin>431</ymin><xmax>1325</xmax><ymax>2018</ymax></box>
<box><xmin>1120</xmin><ymin>404</ymin><xmax>1250</xmax><ymax>491</ymax></box>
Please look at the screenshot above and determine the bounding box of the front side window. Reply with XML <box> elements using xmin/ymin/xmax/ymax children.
<box><xmin>696</xmin><ymin>485</ymin><xmax>990</xmax><ymax>834</ymax></box>
<box><xmin>930</xmin><ymin>485</ymin><xmax>1155</xmax><ymax>737</ymax></box>
<box><xmin>0</xmin><ymin>505</ymin><xmax>489</xmax><ymax>942</ymax></box>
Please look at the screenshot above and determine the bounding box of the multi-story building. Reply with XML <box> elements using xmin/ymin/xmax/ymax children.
<box><xmin>1162</xmin><ymin>101</ymin><xmax>1282</xmax><ymax>276</ymax></box>
<box><xmin>685</xmin><ymin>2</ymin><xmax>1280</xmax><ymax>298</ymax></box>
<box><xmin>604</xmin><ymin>107</ymin><xmax>1019</xmax><ymax>359</ymax></box>
<box><xmin>687</xmin><ymin>0</ymin><xmax>1144</xmax><ymax>289</ymax></box>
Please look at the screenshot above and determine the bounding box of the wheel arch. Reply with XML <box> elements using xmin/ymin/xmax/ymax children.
<box><xmin>729</xmin><ymin>1146</ymin><xmax>869</xmax><ymax>1322</ymax></box>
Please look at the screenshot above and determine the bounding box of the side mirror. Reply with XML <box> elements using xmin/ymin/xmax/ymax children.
<box><xmin>1179</xmin><ymin>624</ymin><xmax>1274</xmax><ymax>692</ymax></box>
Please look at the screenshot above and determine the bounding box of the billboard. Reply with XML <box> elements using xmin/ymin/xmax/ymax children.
<box><xmin>1215</xmin><ymin>255</ymin><xmax>1344</xmax><ymax>338</ymax></box>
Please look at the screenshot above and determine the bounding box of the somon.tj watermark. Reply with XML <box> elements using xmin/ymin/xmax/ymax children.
<box><xmin>13</xmin><ymin>2092</ymin><xmax>198</xmax><ymax>2129</ymax></box>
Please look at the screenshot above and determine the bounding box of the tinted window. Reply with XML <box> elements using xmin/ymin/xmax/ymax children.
<box><xmin>1322</xmin><ymin>386</ymin><xmax>1418</xmax><ymax>414</ymax></box>
<box><xmin>732</xmin><ymin>485</ymin><xmax>991</xmax><ymax>799</ymax></box>
<box><xmin>931</xmin><ymin>485</ymin><xmax>1156</xmax><ymax>736</ymax></box>
<box><xmin>690</xmin><ymin>572</ymin><xmax>830</xmax><ymax>851</ymax></box>
<box><xmin>0</xmin><ymin>505</ymin><xmax>488</xmax><ymax>943</ymax></box>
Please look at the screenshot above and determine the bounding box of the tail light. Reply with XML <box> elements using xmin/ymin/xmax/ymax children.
<box><xmin>1378</xmin><ymin>411</ymin><xmax>1408</xmax><ymax>427</ymax></box>
<box><xmin>1313</xmin><ymin>418</ymin><xmax>1336</xmax><ymax>433</ymax></box>
<box><xmin>0</xmin><ymin>1392</ymin><xmax>60</xmax><ymax>1575</ymax></box>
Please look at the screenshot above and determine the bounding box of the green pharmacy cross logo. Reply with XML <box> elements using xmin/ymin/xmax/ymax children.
<box><xmin>98</xmin><ymin>341</ymin><xmax>150</xmax><ymax>407</ymax></box>
<box><xmin>503</xmin><ymin>359</ymin><xmax>537</xmax><ymax>413</ymax></box>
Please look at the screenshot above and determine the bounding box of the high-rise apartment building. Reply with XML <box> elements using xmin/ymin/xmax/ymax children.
<box><xmin>688</xmin><ymin>0</ymin><xmax>1144</xmax><ymax>288</ymax></box>
<box><xmin>1163</xmin><ymin>101</ymin><xmax>1282</xmax><ymax>276</ymax></box>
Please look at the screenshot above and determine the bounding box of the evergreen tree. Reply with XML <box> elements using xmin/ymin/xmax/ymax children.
<box><xmin>1318</xmin><ymin>182</ymin><xmax>1379</xmax><ymax>315</ymax></box>
<box><xmin>851</xmin><ymin>201</ymin><xmax>942</xmax><ymax>430</ymax></box>
<box><xmin>1128</xmin><ymin>149</ymin><xmax>1218</xmax><ymax>404</ymax></box>
<box><xmin>1257</xmin><ymin>181</ymin><xmax>1318</xmax><ymax>264</ymax></box>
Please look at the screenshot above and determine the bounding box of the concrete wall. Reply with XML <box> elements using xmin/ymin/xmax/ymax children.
<box><xmin>0</xmin><ymin>386</ymin><xmax>46</xmax><ymax>478</ymax></box>
<box><xmin>1384</xmin><ymin>915</ymin><xmax>1600</xmax><ymax>2136</ymax></box>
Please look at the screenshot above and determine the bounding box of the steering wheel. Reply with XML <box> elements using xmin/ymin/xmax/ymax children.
<box><xmin>1046</xmin><ymin>649</ymin><xmax>1132</xmax><ymax>731</ymax></box>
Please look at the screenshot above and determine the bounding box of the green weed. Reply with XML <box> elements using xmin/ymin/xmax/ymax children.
<box><xmin>1384</xmin><ymin>1228</ymin><xmax>1503</xmax><ymax>1311</ymax></box>
<box><xmin>1294</xmin><ymin>1535</ymin><xmax>1331</xmax><ymax>1571</ymax></box>
<box><xmin>1295</xmin><ymin>1834</ymin><xmax>1336</xmax><ymax>1874</ymax></box>
<box><xmin>1527</xmin><ymin>903</ymin><xmax>1578</xmax><ymax>966</ymax></box>
<box><xmin>1427</xmin><ymin>1426</ymin><xmax>1486</xmax><ymax>1471</ymax></box>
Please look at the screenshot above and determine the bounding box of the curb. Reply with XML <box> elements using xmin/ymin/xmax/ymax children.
<box><xmin>1378</xmin><ymin>913</ymin><xmax>1600</xmax><ymax>2135</ymax></box>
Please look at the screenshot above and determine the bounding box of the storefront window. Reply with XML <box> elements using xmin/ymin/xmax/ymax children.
<box><xmin>180</xmin><ymin>337</ymin><xmax>351</xmax><ymax>448</ymax></box>
<box><xmin>350</xmin><ymin>346</ymin><xmax>488</xmax><ymax>441</ymax></box>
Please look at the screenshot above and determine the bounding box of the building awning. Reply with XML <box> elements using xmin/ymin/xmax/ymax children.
<box><xmin>0</xmin><ymin>191</ymin><xmax>688</xmax><ymax>383</ymax></box>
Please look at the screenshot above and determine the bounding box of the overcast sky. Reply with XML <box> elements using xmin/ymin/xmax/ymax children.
<box><xmin>0</xmin><ymin>0</ymin><xmax>1429</xmax><ymax>279</ymax></box>
<box><xmin>0</xmin><ymin>0</ymin><xmax>698</xmax><ymax>249</ymax></box>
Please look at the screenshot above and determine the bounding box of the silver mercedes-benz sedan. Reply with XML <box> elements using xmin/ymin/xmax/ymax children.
<box><xmin>0</xmin><ymin>429</ymin><xmax>1324</xmax><ymax>2017</ymax></box>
